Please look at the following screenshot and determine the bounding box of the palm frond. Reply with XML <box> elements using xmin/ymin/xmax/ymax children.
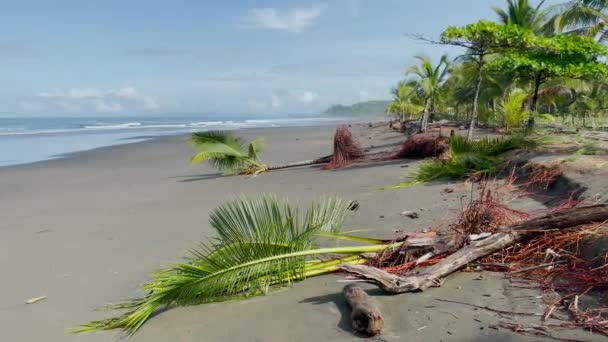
<box><xmin>73</xmin><ymin>195</ymin><xmax>393</xmax><ymax>336</ymax></box>
<box><xmin>190</xmin><ymin>131</ymin><xmax>266</xmax><ymax>174</ymax></box>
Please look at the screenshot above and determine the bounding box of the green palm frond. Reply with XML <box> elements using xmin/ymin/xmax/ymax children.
<box><xmin>190</xmin><ymin>131</ymin><xmax>267</xmax><ymax>174</ymax></box>
<box><xmin>73</xmin><ymin>195</ymin><xmax>395</xmax><ymax>336</ymax></box>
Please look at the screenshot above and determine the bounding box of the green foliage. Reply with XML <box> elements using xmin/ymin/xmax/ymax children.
<box><xmin>190</xmin><ymin>131</ymin><xmax>267</xmax><ymax>175</ymax></box>
<box><xmin>74</xmin><ymin>195</ymin><xmax>396</xmax><ymax>335</ymax></box>
<box><xmin>449</xmin><ymin>134</ymin><xmax>536</xmax><ymax>156</ymax></box>
<box><xmin>497</xmin><ymin>88</ymin><xmax>530</xmax><ymax>130</ymax></box>
<box><xmin>493</xmin><ymin>0</ymin><xmax>551</xmax><ymax>34</ymax></box>
<box><xmin>324</xmin><ymin>100</ymin><xmax>391</xmax><ymax>116</ymax></box>
<box><xmin>385</xmin><ymin>82</ymin><xmax>423</xmax><ymax>119</ymax></box>
<box><xmin>441</xmin><ymin>20</ymin><xmax>536</xmax><ymax>54</ymax></box>
<box><xmin>489</xmin><ymin>33</ymin><xmax>608</xmax><ymax>81</ymax></box>
<box><xmin>385</xmin><ymin>135</ymin><xmax>536</xmax><ymax>189</ymax></box>
<box><xmin>555</xmin><ymin>0</ymin><xmax>608</xmax><ymax>42</ymax></box>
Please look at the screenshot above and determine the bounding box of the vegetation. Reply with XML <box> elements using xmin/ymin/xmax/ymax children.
<box><xmin>190</xmin><ymin>131</ymin><xmax>267</xmax><ymax>175</ymax></box>
<box><xmin>74</xmin><ymin>195</ymin><xmax>399</xmax><ymax>335</ymax></box>
<box><xmin>404</xmin><ymin>55</ymin><xmax>452</xmax><ymax>132</ymax></box>
<box><xmin>324</xmin><ymin>100</ymin><xmax>391</xmax><ymax>116</ymax></box>
<box><xmin>385</xmin><ymin>135</ymin><xmax>536</xmax><ymax>189</ymax></box>
<box><xmin>385</xmin><ymin>0</ymin><xmax>608</xmax><ymax>137</ymax></box>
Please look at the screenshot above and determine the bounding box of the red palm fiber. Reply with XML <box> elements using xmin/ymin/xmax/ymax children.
<box><xmin>322</xmin><ymin>125</ymin><xmax>363</xmax><ymax>170</ymax></box>
<box><xmin>394</xmin><ymin>134</ymin><xmax>450</xmax><ymax>159</ymax></box>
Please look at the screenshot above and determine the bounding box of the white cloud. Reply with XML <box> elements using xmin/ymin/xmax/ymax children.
<box><xmin>247</xmin><ymin>6</ymin><xmax>323</xmax><ymax>32</ymax></box>
<box><xmin>271</xmin><ymin>94</ymin><xmax>282</xmax><ymax>108</ymax></box>
<box><xmin>37</xmin><ymin>86</ymin><xmax>159</xmax><ymax>113</ymax></box>
<box><xmin>296</xmin><ymin>90</ymin><xmax>319</xmax><ymax>104</ymax></box>
<box><xmin>359</xmin><ymin>90</ymin><xmax>371</xmax><ymax>100</ymax></box>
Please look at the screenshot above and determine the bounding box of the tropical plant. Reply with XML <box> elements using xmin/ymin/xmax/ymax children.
<box><xmin>405</xmin><ymin>55</ymin><xmax>452</xmax><ymax>132</ymax></box>
<box><xmin>489</xmin><ymin>33</ymin><xmax>608</xmax><ymax>126</ymax></box>
<box><xmin>497</xmin><ymin>88</ymin><xmax>530</xmax><ymax>130</ymax></box>
<box><xmin>555</xmin><ymin>0</ymin><xmax>608</xmax><ymax>42</ymax></box>
<box><xmin>384</xmin><ymin>135</ymin><xmax>536</xmax><ymax>189</ymax></box>
<box><xmin>190</xmin><ymin>131</ymin><xmax>267</xmax><ymax>175</ymax></box>
<box><xmin>73</xmin><ymin>195</ymin><xmax>398</xmax><ymax>336</ymax></box>
<box><xmin>385</xmin><ymin>82</ymin><xmax>423</xmax><ymax>121</ymax></box>
<box><xmin>494</xmin><ymin>0</ymin><xmax>552</xmax><ymax>34</ymax></box>
<box><xmin>441</xmin><ymin>21</ymin><xmax>536</xmax><ymax>139</ymax></box>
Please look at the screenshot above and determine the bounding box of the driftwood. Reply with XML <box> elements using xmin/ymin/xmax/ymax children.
<box><xmin>340</xmin><ymin>204</ymin><xmax>608</xmax><ymax>294</ymax></box>
<box><xmin>343</xmin><ymin>284</ymin><xmax>384</xmax><ymax>336</ymax></box>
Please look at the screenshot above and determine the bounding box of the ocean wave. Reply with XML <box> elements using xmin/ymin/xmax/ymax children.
<box><xmin>83</xmin><ymin>122</ymin><xmax>142</xmax><ymax>129</ymax></box>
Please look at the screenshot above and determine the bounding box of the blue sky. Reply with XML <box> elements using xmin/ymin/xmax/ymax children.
<box><xmin>1</xmin><ymin>0</ymin><xmax>560</xmax><ymax>117</ymax></box>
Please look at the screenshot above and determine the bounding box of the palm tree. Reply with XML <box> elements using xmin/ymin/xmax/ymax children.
<box><xmin>494</xmin><ymin>0</ymin><xmax>552</xmax><ymax>35</ymax></box>
<box><xmin>385</xmin><ymin>82</ymin><xmax>423</xmax><ymax>122</ymax></box>
<box><xmin>555</xmin><ymin>0</ymin><xmax>608</xmax><ymax>42</ymax></box>
<box><xmin>189</xmin><ymin>131</ymin><xmax>332</xmax><ymax>175</ymax></box>
<box><xmin>73</xmin><ymin>195</ymin><xmax>398</xmax><ymax>336</ymax></box>
<box><xmin>405</xmin><ymin>55</ymin><xmax>452</xmax><ymax>132</ymax></box>
<box><xmin>497</xmin><ymin>88</ymin><xmax>531</xmax><ymax>131</ymax></box>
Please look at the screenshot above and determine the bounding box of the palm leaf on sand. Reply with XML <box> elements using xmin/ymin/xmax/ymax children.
<box><xmin>72</xmin><ymin>195</ymin><xmax>397</xmax><ymax>336</ymax></box>
<box><xmin>190</xmin><ymin>131</ymin><xmax>267</xmax><ymax>174</ymax></box>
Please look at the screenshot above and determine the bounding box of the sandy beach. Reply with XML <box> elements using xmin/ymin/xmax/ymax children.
<box><xmin>0</xmin><ymin>124</ymin><xmax>603</xmax><ymax>342</ymax></box>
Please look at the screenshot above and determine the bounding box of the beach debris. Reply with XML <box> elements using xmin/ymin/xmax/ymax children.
<box><xmin>469</xmin><ymin>232</ymin><xmax>492</xmax><ymax>241</ymax></box>
<box><xmin>393</xmin><ymin>134</ymin><xmax>449</xmax><ymax>159</ymax></box>
<box><xmin>322</xmin><ymin>125</ymin><xmax>364</xmax><ymax>170</ymax></box>
<box><xmin>400</xmin><ymin>210</ymin><xmax>419</xmax><ymax>219</ymax></box>
<box><xmin>348</xmin><ymin>200</ymin><xmax>360</xmax><ymax>211</ymax></box>
<box><xmin>25</xmin><ymin>296</ymin><xmax>47</xmax><ymax>304</ymax></box>
<box><xmin>339</xmin><ymin>204</ymin><xmax>608</xmax><ymax>294</ymax></box>
<box><xmin>443</xmin><ymin>187</ymin><xmax>454</xmax><ymax>193</ymax></box>
<box><xmin>343</xmin><ymin>284</ymin><xmax>384</xmax><ymax>336</ymax></box>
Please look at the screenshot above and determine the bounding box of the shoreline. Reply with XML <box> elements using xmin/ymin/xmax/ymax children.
<box><xmin>0</xmin><ymin>120</ymin><xmax>377</xmax><ymax>170</ymax></box>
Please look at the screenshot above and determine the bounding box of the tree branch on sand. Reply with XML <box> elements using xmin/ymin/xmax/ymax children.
<box><xmin>338</xmin><ymin>204</ymin><xmax>608</xmax><ymax>293</ymax></box>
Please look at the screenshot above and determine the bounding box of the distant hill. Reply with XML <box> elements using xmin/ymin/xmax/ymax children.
<box><xmin>323</xmin><ymin>100</ymin><xmax>390</xmax><ymax>117</ymax></box>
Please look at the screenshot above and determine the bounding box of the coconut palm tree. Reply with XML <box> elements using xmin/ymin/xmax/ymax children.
<box><xmin>555</xmin><ymin>0</ymin><xmax>608</xmax><ymax>42</ymax></box>
<box><xmin>385</xmin><ymin>82</ymin><xmax>424</xmax><ymax>122</ymax></box>
<box><xmin>405</xmin><ymin>55</ymin><xmax>452</xmax><ymax>132</ymax></box>
<box><xmin>497</xmin><ymin>88</ymin><xmax>531</xmax><ymax>131</ymax></box>
<box><xmin>73</xmin><ymin>195</ymin><xmax>398</xmax><ymax>336</ymax></box>
<box><xmin>493</xmin><ymin>0</ymin><xmax>552</xmax><ymax>35</ymax></box>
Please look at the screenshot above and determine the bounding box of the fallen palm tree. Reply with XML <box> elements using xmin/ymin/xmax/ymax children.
<box><xmin>189</xmin><ymin>125</ymin><xmax>365</xmax><ymax>175</ymax></box>
<box><xmin>73</xmin><ymin>195</ymin><xmax>399</xmax><ymax>336</ymax></box>
<box><xmin>384</xmin><ymin>135</ymin><xmax>537</xmax><ymax>189</ymax></box>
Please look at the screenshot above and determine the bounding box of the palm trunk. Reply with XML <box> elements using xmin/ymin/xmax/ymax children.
<box><xmin>266</xmin><ymin>155</ymin><xmax>332</xmax><ymax>171</ymax></box>
<box><xmin>420</xmin><ymin>98</ymin><xmax>431</xmax><ymax>133</ymax></box>
<box><xmin>528</xmin><ymin>73</ymin><xmax>542</xmax><ymax>127</ymax></box>
<box><xmin>467</xmin><ymin>60</ymin><xmax>483</xmax><ymax>140</ymax></box>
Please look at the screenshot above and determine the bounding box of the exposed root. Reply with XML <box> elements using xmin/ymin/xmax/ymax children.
<box><xmin>393</xmin><ymin>134</ymin><xmax>450</xmax><ymax>159</ymax></box>
<box><xmin>322</xmin><ymin>125</ymin><xmax>363</xmax><ymax>170</ymax></box>
<box><xmin>523</xmin><ymin>162</ymin><xmax>563</xmax><ymax>190</ymax></box>
<box><xmin>447</xmin><ymin>180</ymin><xmax>529</xmax><ymax>248</ymax></box>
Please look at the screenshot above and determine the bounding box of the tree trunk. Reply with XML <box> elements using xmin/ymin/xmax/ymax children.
<box><xmin>420</xmin><ymin>98</ymin><xmax>431</xmax><ymax>133</ymax></box>
<box><xmin>339</xmin><ymin>204</ymin><xmax>608</xmax><ymax>294</ymax></box>
<box><xmin>266</xmin><ymin>155</ymin><xmax>331</xmax><ymax>171</ymax></box>
<box><xmin>467</xmin><ymin>60</ymin><xmax>483</xmax><ymax>140</ymax></box>
<box><xmin>528</xmin><ymin>73</ymin><xmax>542</xmax><ymax>127</ymax></box>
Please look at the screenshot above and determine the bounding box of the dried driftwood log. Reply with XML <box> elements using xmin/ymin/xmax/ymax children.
<box><xmin>340</xmin><ymin>204</ymin><xmax>608</xmax><ymax>294</ymax></box>
<box><xmin>343</xmin><ymin>284</ymin><xmax>384</xmax><ymax>336</ymax></box>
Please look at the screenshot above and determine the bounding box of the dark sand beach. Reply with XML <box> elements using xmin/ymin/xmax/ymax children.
<box><xmin>1</xmin><ymin>124</ymin><xmax>604</xmax><ymax>341</ymax></box>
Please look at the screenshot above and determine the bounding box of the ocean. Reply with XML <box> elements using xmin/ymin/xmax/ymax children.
<box><xmin>0</xmin><ymin>114</ymin><xmax>347</xmax><ymax>167</ymax></box>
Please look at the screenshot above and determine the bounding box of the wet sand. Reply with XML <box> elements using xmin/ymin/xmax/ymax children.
<box><xmin>0</xmin><ymin>124</ymin><xmax>602</xmax><ymax>341</ymax></box>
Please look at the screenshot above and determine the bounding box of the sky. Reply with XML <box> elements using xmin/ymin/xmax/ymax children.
<box><xmin>1</xmin><ymin>0</ymin><xmax>562</xmax><ymax>117</ymax></box>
